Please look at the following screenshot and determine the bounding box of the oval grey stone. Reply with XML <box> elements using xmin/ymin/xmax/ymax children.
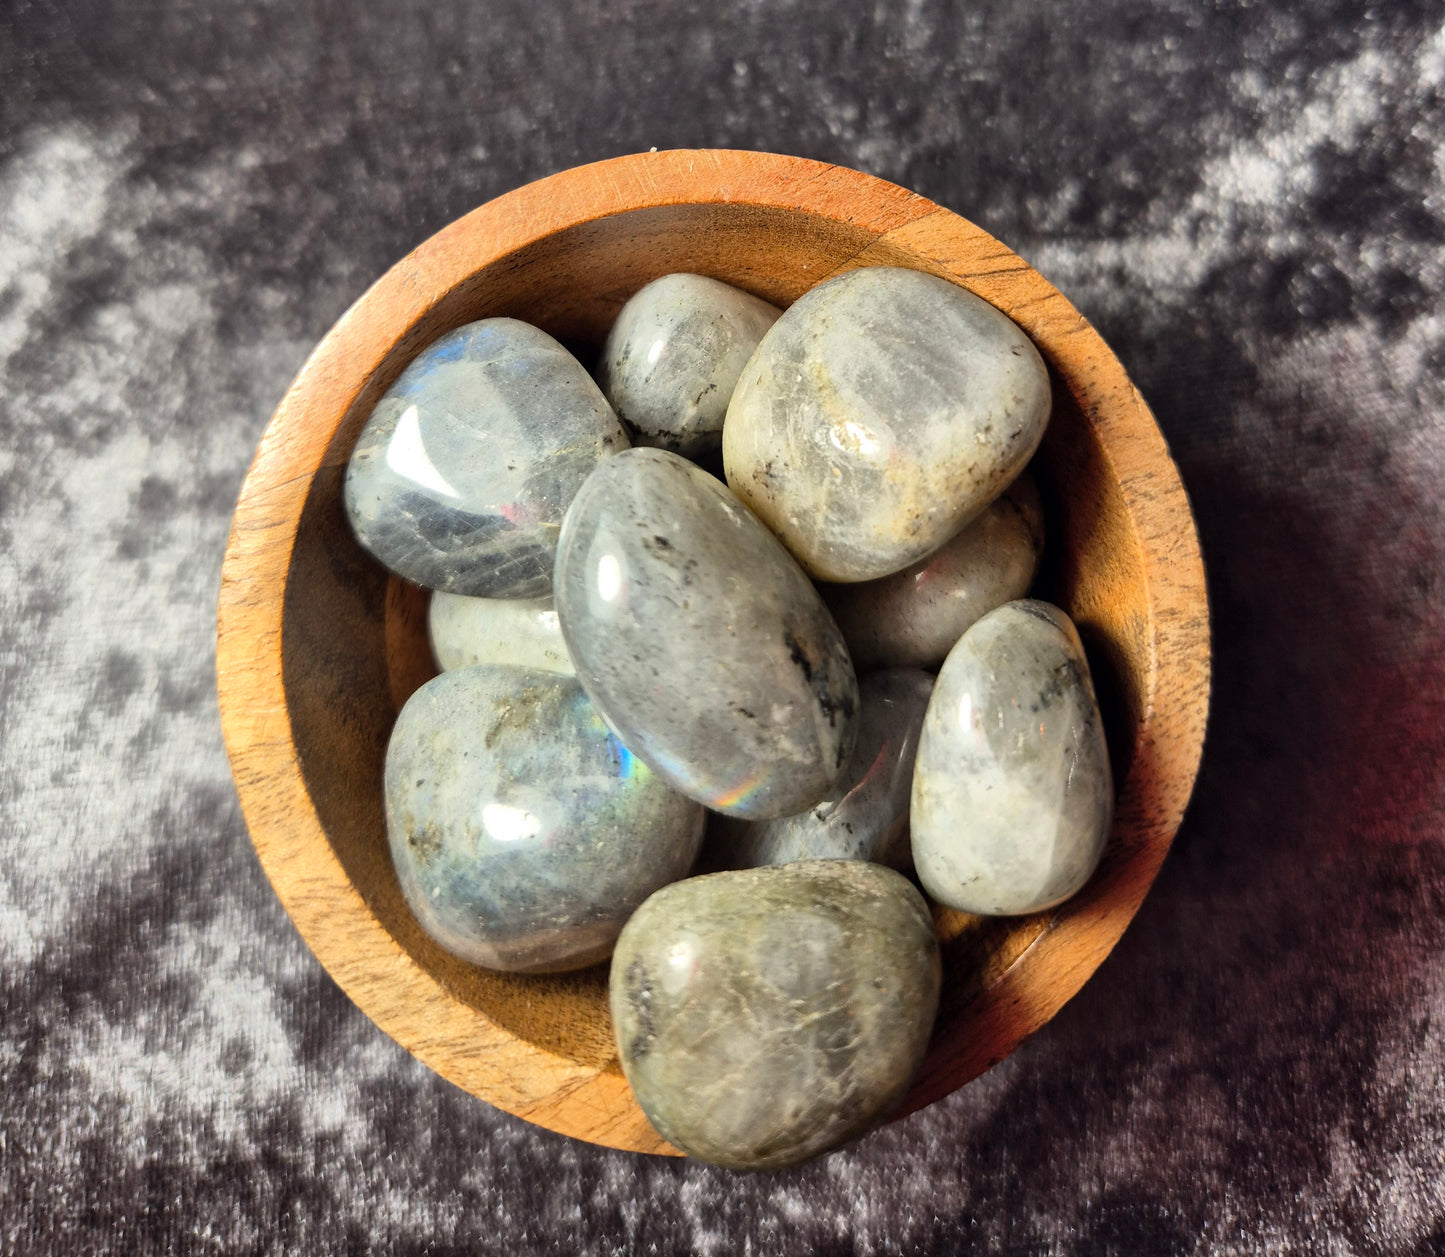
<box><xmin>911</xmin><ymin>600</ymin><xmax>1113</xmax><ymax>915</ymax></box>
<box><xmin>703</xmin><ymin>668</ymin><xmax>933</xmax><ymax>872</ymax></box>
<box><xmin>345</xmin><ymin>318</ymin><xmax>628</xmax><ymax>598</ymax></box>
<box><xmin>610</xmin><ymin>860</ymin><xmax>941</xmax><ymax>1170</ymax></box>
<box><xmin>822</xmin><ymin>472</ymin><xmax>1044</xmax><ymax>671</ymax></box>
<box><xmin>385</xmin><ymin>664</ymin><xmax>704</xmax><ymax>973</ymax></box>
<box><xmin>555</xmin><ymin>447</ymin><xmax>858</xmax><ymax>820</ymax></box>
<box><xmin>428</xmin><ymin>591</ymin><xmax>573</xmax><ymax>676</ymax></box>
<box><xmin>723</xmin><ymin>266</ymin><xmax>1051</xmax><ymax>582</ymax></box>
<box><xmin>599</xmin><ymin>273</ymin><xmax>780</xmax><ymax>460</ymax></box>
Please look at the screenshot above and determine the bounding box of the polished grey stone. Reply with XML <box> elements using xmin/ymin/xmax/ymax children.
<box><xmin>599</xmin><ymin>273</ymin><xmax>780</xmax><ymax>460</ymax></box>
<box><xmin>345</xmin><ymin>318</ymin><xmax>628</xmax><ymax>598</ymax></box>
<box><xmin>724</xmin><ymin>266</ymin><xmax>1051</xmax><ymax>582</ymax></box>
<box><xmin>703</xmin><ymin>669</ymin><xmax>933</xmax><ymax>872</ymax></box>
<box><xmin>384</xmin><ymin>664</ymin><xmax>704</xmax><ymax>973</ymax></box>
<box><xmin>822</xmin><ymin>472</ymin><xmax>1044</xmax><ymax>671</ymax></box>
<box><xmin>428</xmin><ymin>591</ymin><xmax>573</xmax><ymax>676</ymax></box>
<box><xmin>911</xmin><ymin>600</ymin><xmax>1113</xmax><ymax>915</ymax></box>
<box><xmin>555</xmin><ymin>447</ymin><xmax>858</xmax><ymax>820</ymax></box>
<box><xmin>610</xmin><ymin>860</ymin><xmax>941</xmax><ymax>1170</ymax></box>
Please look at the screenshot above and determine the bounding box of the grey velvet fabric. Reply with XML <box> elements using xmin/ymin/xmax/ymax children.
<box><xmin>3</xmin><ymin>2</ymin><xmax>1444</xmax><ymax>1252</ymax></box>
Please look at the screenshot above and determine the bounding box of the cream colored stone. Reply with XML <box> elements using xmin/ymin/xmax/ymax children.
<box><xmin>428</xmin><ymin>591</ymin><xmax>573</xmax><ymax>676</ymax></box>
<box><xmin>723</xmin><ymin>266</ymin><xmax>1050</xmax><ymax>582</ymax></box>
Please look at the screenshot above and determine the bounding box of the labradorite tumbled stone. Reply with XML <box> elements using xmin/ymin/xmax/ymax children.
<box><xmin>428</xmin><ymin>591</ymin><xmax>573</xmax><ymax>676</ymax></box>
<box><xmin>554</xmin><ymin>447</ymin><xmax>858</xmax><ymax>820</ymax></box>
<box><xmin>911</xmin><ymin>600</ymin><xmax>1113</xmax><ymax>916</ymax></box>
<box><xmin>385</xmin><ymin>664</ymin><xmax>704</xmax><ymax>973</ymax></box>
<box><xmin>723</xmin><ymin>266</ymin><xmax>1051</xmax><ymax>582</ymax></box>
<box><xmin>598</xmin><ymin>273</ymin><xmax>780</xmax><ymax>460</ymax></box>
<box><xmin>344</xmin><ymin>318</ymin><xmax>628</xmax><ymax>598</ymax></box>
<box><xmin>703</xmin><ymin>668</ymin><xmax>933</xmax><ymax>872</ymax></box>
<box><xmin>609</xmin><ymin>860</ymin><xmax>941</xmax><ymax>1170</ymax></box>
<box><xmin>822</xmin><ymin>472</ymin><xmax>1044</xmax><ymax>671</ymax></box>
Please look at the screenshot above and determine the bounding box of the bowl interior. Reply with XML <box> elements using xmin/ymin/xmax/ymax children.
<box><xmin>277</xmin><ymin>197</ymin><xmax>1158</xmax><ymax>1120</ymax></box>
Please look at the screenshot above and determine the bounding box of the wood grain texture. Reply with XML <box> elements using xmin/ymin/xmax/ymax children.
<box><xmin>216</xmin><ymin>149</ymin><xmax>1210</xmax><ymax>1155</ymax></box>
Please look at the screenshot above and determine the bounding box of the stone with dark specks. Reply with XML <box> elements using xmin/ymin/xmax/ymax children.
<box><xmin>599</xmin><ymin>273</ymin><xmax>780</xmax><ymax>460</ymax></box>
<box><xmin>555</xmin><ymin>447</ymin><xmax>858</xmax><ymax>820</ymax></box>
<box><xmin>703</xmin><ymin>668</ymin><xmax>933</xmax><ymax>871</ymax></box>
<box><xmin>911</xmin><ymin>600</ymin><xmax>1113</xmax><ymax>915</ymax></box>
<box><xmin>610</xmin><ymin>859</ymin><xmax>941</xmax><ymax>1170</ymax></box>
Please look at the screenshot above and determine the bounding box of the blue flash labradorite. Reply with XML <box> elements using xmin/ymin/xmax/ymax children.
<box><xmin>554</xmin><ymin>447</ymin><xmax>859</xmax><ymax>821</ymax></box>
<box><xmin>703</xmin><ymin>668</ymin><xmax>934</xmax><ymax>872</ymax></box>
<box><xmin>384</xmin><ymin>664</ymin><xmax>705</xmax><ymax>973</ymax></box>
<box><xmin>345</xmin><ymin>318</ymin><xmax>628</xmax><ymax>598</ymax></box>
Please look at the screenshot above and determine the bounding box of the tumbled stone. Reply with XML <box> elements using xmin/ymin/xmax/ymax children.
<box><xmin>599</xmin><ymin>273</ymin><xmax>780</xmax><ymax>460</ymax></box>
<box><xmin>822</xmin><ymin>472</ymin><xmax>1044</xmax><ymax>671</ymax></box>
<box><xmin>724</xmin><ymin>266</ymin><xmax>1051</xmax><ymax>582</ymax></box>
<box><xmin>703</xmin><ymin>669</ymin><xmax>933</xmax><ymax>872</ymax></box>
<box><xmin>345</xmin><ymin>318</ymin><xmax>628</xmax><ymax>598</ymax></box>
<box><xmin>554</xmin><ymin>447</ymin><xmax>858</xmax><ymax>820</ymax></box>
<box><xmin>911</xmin><ymin>600</ymin><xmax>1113</xmax><ymax>915</ymax></box>
<box><xmin>385</xmin><ymin>664</ymin><xmax>704</xmax><ymax>973</ymax></box>
<box><xmin>428</xmin><ymin>591</ymin><xmax>573</xmax><ymax>676</ymax></box>
<box><xmin>610</xmin><ymin>860</ymin><xmax>941</xmax><ymax>1170</ymax></box>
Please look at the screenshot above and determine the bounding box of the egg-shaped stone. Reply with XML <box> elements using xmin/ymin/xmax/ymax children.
<box><xmin>703</xmin><ymin>668</ymin><xmax>933</xmax><ymax>872</ymax></box>
<box><xmin>554</xmin><ymin>447</ymin><xmax>858</xmax><ymax>820</ymax></box>
<box><xmin>822</xmin><ymin>472</ymin><xmax>1044</xmax><ymax>671</ymax></box>
<box><xmin>345</xmin><ymin>318</ymin><xmax>628</xmax><ymax>598</ymax></box>
<box><xmin>428</xmin><ymin>591</ymin><xmax>573</xmax><ymax>676</ymax></box>
<box><xmin>911</xmin><ymin>600</ymin><xmax>1113</xmax><ymax>915</ymax></box>
<box><xmin>385</xmin><ymin>664</ymin><xmax>704</xmax><ymax>973</ymax></box>
<box><xmin>610</xmin><ymin>860</ymin><xmax>941</xmax><ymax>1170</ymax></box>
<box><xmin>723</xmin><ymin>266</ymin><xmax>1051</xmax><ymax>582</ymax></box>
<box><xmin>599</xmin><ymin>273</ymin><xmax>781</xmax><ymax>460</ymax></box>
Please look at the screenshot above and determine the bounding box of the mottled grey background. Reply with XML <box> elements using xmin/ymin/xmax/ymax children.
<box><xmin>3</xmin><ymin>1</ymin><xmax>1444</xmax><ymax>1253</ymax></box>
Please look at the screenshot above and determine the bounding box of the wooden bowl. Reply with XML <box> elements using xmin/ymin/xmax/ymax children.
<box><xmin>217</xmin><ymin>149</ymin><xmax>1210</xmax><ymax>1155</ymax></box>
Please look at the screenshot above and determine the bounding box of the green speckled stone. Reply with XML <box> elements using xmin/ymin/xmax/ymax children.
<box><xmin>428</xmin><ymin>591</ymin><xmax>573</xmax><ymax>676</ymax></box>
<box><xmin>609</xmin><ymin>860</ymin><xmax>941</xmax><ymax>1170</ymax></box>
